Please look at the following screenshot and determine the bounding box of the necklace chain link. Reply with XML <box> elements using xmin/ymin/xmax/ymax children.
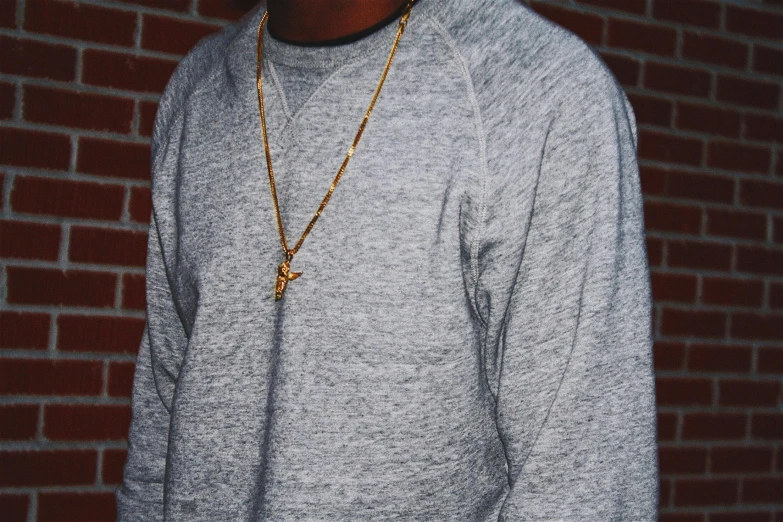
<box><xmin>255</xmin><ymin>1</ymin><xmax>414</xmax><ymax>300</ymax></box>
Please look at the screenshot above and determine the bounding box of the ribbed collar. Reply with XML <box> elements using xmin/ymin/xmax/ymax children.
<box><xmin>225</xmin><ymin>0</ymin><xmax>439</xmax><ymax>82</ymax></box>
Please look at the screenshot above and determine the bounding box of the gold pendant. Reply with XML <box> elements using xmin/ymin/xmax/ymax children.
<box><xmin>275</xmin><ymin>257</ymin><xmax>302</xmax><ymax>300</ymax></box>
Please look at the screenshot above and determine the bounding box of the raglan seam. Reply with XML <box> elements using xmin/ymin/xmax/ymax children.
<box><xmin>423</xmin><ymin>12</ymin><xmax>489</xmax><ymax>330</ymax></box>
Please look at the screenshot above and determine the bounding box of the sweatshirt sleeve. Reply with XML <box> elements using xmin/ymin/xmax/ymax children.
<box><xmin>477</xmin><ymin>69</ymin><xmax>659</xmax><ymax>521</ymax></box>
<box><xmin>116</xmin><ymin>209</ymin><xmax>188</xmax><ymax>521</ymax></box>
<box><xmin>116</xmin><ymin>67</ymin><xmax>190</xmax><ymax>521</ymax></box>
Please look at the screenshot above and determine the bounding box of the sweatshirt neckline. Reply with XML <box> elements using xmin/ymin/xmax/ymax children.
<box><xmin>227</xmin><ymin>0</ymin><xmax>433</xmax><ymax>76</ymax></box>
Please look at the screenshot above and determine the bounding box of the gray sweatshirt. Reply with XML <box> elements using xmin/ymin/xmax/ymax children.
<box><xmin>117</xmin><ymin>0</ymin><xmax>659</xmax><ymax>520</ymax></box>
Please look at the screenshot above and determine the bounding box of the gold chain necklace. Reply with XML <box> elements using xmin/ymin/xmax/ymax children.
<box><xmin>256</xmin><ymin>1</ymin><xmax>414</xmax><ymax>301</ymax></box>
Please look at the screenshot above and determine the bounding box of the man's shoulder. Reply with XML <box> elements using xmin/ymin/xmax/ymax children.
<box><xmin>427</xmin><ymin>0</ymin><xmax>624</xmax><ymax>112</ymax></box>
<box><xmin>153</xmin><ymin>9</ymin><xmax>253</xmax><ymax>136</ymax></box>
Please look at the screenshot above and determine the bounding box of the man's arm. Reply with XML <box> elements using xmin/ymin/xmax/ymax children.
<box><xmin>477</xmin><ymin>69</ymin><xmax>658</xmax><ymax>520</ymax></box>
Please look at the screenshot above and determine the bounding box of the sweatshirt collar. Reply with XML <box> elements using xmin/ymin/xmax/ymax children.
<box><xmin>226</xmin><ymin>0</ymin><xmax>436</xmax><ymax>82</ymax></box>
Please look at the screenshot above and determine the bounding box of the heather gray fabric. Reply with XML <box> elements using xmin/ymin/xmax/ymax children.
<box><xmin>117</xmin><ymin>0</ymin><xmax>659</xmax><ymax>520</ymax></box>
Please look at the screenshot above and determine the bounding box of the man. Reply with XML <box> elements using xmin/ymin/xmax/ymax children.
<box><xmin>118</xmin><ymin>0</ymin><xmax>659</xmax><ymax>520</ymax></box>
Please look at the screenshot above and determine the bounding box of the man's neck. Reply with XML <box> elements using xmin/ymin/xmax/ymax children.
<box><xmin>266</xmin><ymin>0</ymin><xmax>409</xmax><ymax>45</ymax></box>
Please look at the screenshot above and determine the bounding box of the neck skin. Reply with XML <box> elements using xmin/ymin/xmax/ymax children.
<box><xmin>266</xmin><ymin>0</ymin><xmax>409</xmax><ymax>44</ymax></box>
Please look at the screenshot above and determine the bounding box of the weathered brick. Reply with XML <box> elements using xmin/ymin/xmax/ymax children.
<box><xmin>23</xmin><ymin>85</ymin><xmax>134</xmax><ymax>134</ymax></box>
<box><xmin>0</xmin><ymin>219</ymin><xmax>61</xmax><ymax>260</ymax></box>
<box><xmin>24</xmin><ymin>0</ymin><xmax>136</xmax><ymax>46</ymax></box>
<box><xmin>57</xmin><ymin>315</ymin><xmax>145</xmax><ymax>354</ymax></box>
<box><xmin>0</xmin><ymin>359</ymin><xmax>102</xmax><ymax>396</ymax></box>
<box><xmin>10</xmin><ymin>176</ymin><xmax>125</xmax><ymax>220</ymax></box>
<box><xmin>5</xmin><ymin>266</ymin><xmax>116</xmax><ymax>307</ymax></box>
<box><xmin>0</xmin><ymin>311</ymin><xmax>50</xmax><ymax>350</ymax></box>
<box><xmin>0</xmin><ymin>127</ymin><xmax>71</xmax><ymax>170</ymax></box>
<box><xmin>0</xmin><ymin>450</ymin><xmax>97</xmax><ymax>486</ymax></box>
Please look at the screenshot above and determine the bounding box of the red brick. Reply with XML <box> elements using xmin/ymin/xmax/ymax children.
<box><xmin>751</xmin><ymin>413</ymin><xmax>783</xmax><ymax>440</ymax></box>
<box><xmin>0</xmin><ymin>0</ymin><xmax>15</xmax><ymax>28</ymax></box>
<box><xmin>142</xmin><ymin>14</ymin><xmax>220</xmax><ymax>55</ymax></box>
<box><xmin>138</xmin><ymin>101</ymin><xmax>158</xmax><ymax>137</ymax></box>
<box><xmin>44</xmin><ymin>404</ymin><xmax>131</xmax><ymax>441</ymax></box>
<box><xmin>708</xmin><ymin>141</ymin><xmax>771</xmax><ymax>174</ymax></box>
<box><xmin>638</xmin><ymin>130</ymin><xmax>703</xmax><ymax>166</ymax></box>
<box><xmin>532</xmin><ymin>4</ymin><xmax>603</xmax><ymax>45</ymax></box>
<box><xmin>776</xmin><ymin>216</ymin><xmax>783</xmax><ymax>244</ymax></box>
<box><xmin>109</xmin><ymin>361</ymin><xmax>136</xmax><ymax>398</ymax></box>
<box><xmin>0</xmin><ymin>494</ymin><xmax>28</xmax><ymax>522</ymax></box>
<box><xmin>658</xmin><ymin>446</ymin><xmax>707</xmax><ymax>474</ymax></box>
<box><xmin>676</xmin><ymin>101</ymin><xmax>741</xmax><ymax>137</ymax></box>
<box><xmin>23</xmin><ymin>85</ymin><xmax>134</xmax><ymax>134</ymax></box>
<box><xmin>0</xmin><ymin>405</ymin><xmax>38</xmax><ymax>440</ymax></box>
<box><xmin>657</xmin><ymin>412</ymin><xmax>677</xmax><ymax>441</ymax></box>
<box><xmin>0</xmin><ymin>81</ymin><xmax>14</xmax><ymax>119</ymax></box>
<box><xmin>726</xmin><ymin>5</ymin><xmax>783</xmax><ymax>41</ymax></box>
<box><xmin>0</xmin><ymin>219</ymin><xmax>61</xmax><ymax>260</ymax></box>
<box><xmin>113</xmin><ymin>0</ymin><xmax>189</xmax><ymax>11</ymax></box>
<box><xmin>122</xmin><ymin>273</ymin><xmax>146</xmax><ymax>310</ymax></box>
<box><xmin>38</xmin><ymin>492</ymin><xmax>116</xmax><ymax>522</ymax></box>
<box><xmin>627</xmin><ymin>94</ymin><xmax>670</xmax><ymax>128</ymax></box>
<box><xmin>737</xmin><ymin>247</ymin><xmax>783</xmax><ymax>276</ymax></box>
<box><xmin>757</xmin><ymin>347</ymin><xmax>783</xmax><ymax>374</ymax></box>
<box><xmin>644</xmin><ymin>201</ymin><xmax>701</xmax><ymax>234</ymax></box>
<box><xmin>653</xmin><ymin>340</ymin><xmax>685</xmax><ymax>371</ymax></box>
<box><xmin>69</xmin><ymin>226</ymin><xmax>147</xmax><ymax>267</ymax></box>
<box><xmin>711</xmin><ymin>513</ymin><xmax>772</xmax><ymax>522</ymax></box>
<box><xmin>717</xmin><ymin>74</ymin><xmax>780</xmax><ymax>110</ymax></box>
<box><xmin>682</xmin><ymin>413</ymin><xmax>746</xmax><ymax>440</ymax></box>
<box><xmin>740</xmin><ymin>179</ymin><xmax>783</xmax><ymax>211</ymax></box>
<box><xmin>754</xmin><ymin>45</ymin><xmax>783</xmax><ymax>76</ymax></box>
<box><xmin>665</xmin><ymin>169</ymin><xmax>734</xmax><ymax>203</ymax></box>
<box><xmin>197</xmin><ymin>0</ymin><xmax>249</xmax><ymax>20</ymax></box>
<box><xmin>607</xmin><ymin>17</ymin><xmax>676</xmax><ymax>56</ymax></box>
<box><xmin>711</xmin><ymin>446</ymin><xmax>773</xmax><ymax>473</ymax></box>
<box><xmin>655</xmin><ymin>376</ymin><xmax>713</xmax><ymax>406</ymax></box>
<box><xmin>600</xmin><ymin>53</ymin><xmax>640</xmax><ymax>87</ymax></box>
<box><xmin>688</xmin><ymin>344</ymin><xmax>752</xmax><ymax>373</ymax></box>
<box><xmin>0</xmin><ymin>450</ymin><xmax>97</xmax><ymax>486</ymax></box>
<box><xmin>5</xmin><ymin>266</ymin><xmax>116</xmax><ymax>307</ymax></box>
<box><xmin>57</xmin><ymin>315</ymin><xmax>145</xmax><ymax>355</ymax></box>
<box><xmin>771</xmin><ymin>283</ymin><xmax>783</xmax><ymax>309</ymax></box>
<box><xmin>0</xmin><ymin>127</ymin><xmax>71</xmax><ymax>170</ymax></box>
<box><xmin>667</xmin><ymin>239</ymin><xmax>732</xmax><ymax>271</ymax></box>
<box><xmin>10</xmin><ymin>176</ymin><xmax>125</xmax><ymax>220</ymax></box>
<box><xmin>644</xmin><ymin>62</ymin><xmax>711</xmax><ymax>97</ymax></box>
<box><xmin>701</xmin><ymin>276</ymin><xmax>764</xmax><ymax>307</ymax></box>
<box><xmin>77</xmin><ymin>137</ymin><xmax>150</xmax><ymax>180</ymax></box>
<box><xmin>647</xmin><ymin>236</ymin><xmax>663</xmax><ymax>266</ymax></box>
<box><xmin>732</xmin><ymin>312</ymin><xmax>783</xmax><ymax>340</ymax></box>
<box><xmin>652</xmin><ymin>0</ymin><xmax>720</xmax><ymax>28</ymax></box>
<box><xmin>0</xmin><ymin>359</ymin><xmax>102</xmax><ymax>396</ymax></box>
<box><xmin>745</xmin><ymin>113</ymin><xmax>783</xmax><ymax>144</ymax></box>
<box><xmin>742</xmin><ymin>477</ymin><xmax>783</xmax><ymax>503</ymax></box>
<box><xmin>660</xmin><ymin>308</ymin><xmax>726</xmax><ymax>338</ymax></box>
<box><xmin>719</xmin><ymin>379</ymin><xmax>781</xmax><ymax>407</ymax></box>
<box><xmin>24</xmin><ymin>0</ymin><xmax>136</xmax><ymax>46</ymax></box>
<box><xmin>674</xmin><ymin>478</ymin><xmax>738</xmax><ymax>506</ymax></box>
<box><xmin>681</xmin><ymin>31</ymin><xmax>748</xmax><ymax>69</ymax></box>
<box><xmin>640</xmin><ymin>165</ymin><xmax>666</xmax><ymax>196</ymax></box>
<box><xmin>129</xmin><ymin>186</ymin><xmax>152</xmax><ymax>222</ymax></box>
<box><xmin>706</xmin><ymin>208</ymin><xmax>767</xmax><ymax>241</ymax></box>
<box><xmin>82</xmin><ymin>49</ymin><xmax>177</xmax><ymax>94</ymax></box>
<box><xmin>660</xmin><ymin>514</ymin><xmax>703</xmax><ymax>522</ymax></box>
<box><xmin>102</xmin><ymin>448</ymin><xmax>128</xmax><ymax>485</ymax></box>
<box><xmin>0</xmin><ymin>311</ymin><xmax>50</xmax><ymax>350</ymax></box>
<box><xmin>0</xmin><ymin>35</ymin><xmax>76</xmax><ymax>81</ymax></box>
<box><xmin>650</xmin><ymin>272</ymin><xmax>697</xmax><ymax>303</ymax></box>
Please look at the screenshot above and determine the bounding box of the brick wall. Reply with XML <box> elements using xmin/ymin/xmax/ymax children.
<box><xmin>0</xmin><ymin>0</ymin><xmax>781</xmax><ymax>520</ymax></box>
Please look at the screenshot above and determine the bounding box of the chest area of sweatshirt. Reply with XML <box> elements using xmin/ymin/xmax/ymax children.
<box><xmin>169</xmin><ymin>47</ymin><xmax>484</xmax><ymax>307</ymax></box>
